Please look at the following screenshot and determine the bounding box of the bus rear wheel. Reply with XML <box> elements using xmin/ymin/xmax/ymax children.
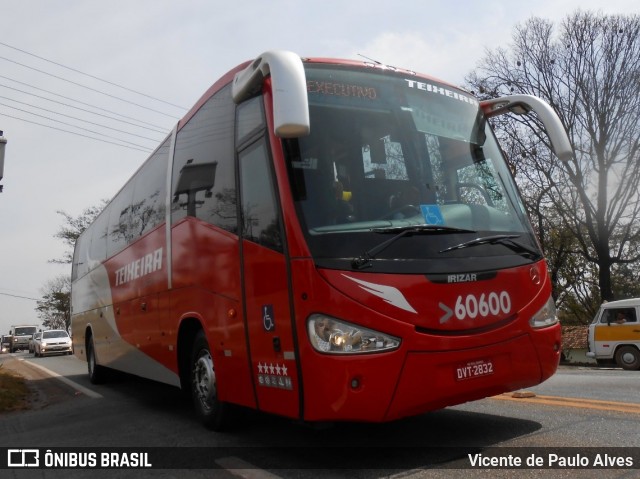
<box><xmin>87</xmin><ymin>336</ymin><xmax>107</xmax><ymax>384</ymax></box>
<box><xmin>615</xmin><ymin>346</ymin><xmax>640</xmax><ymax>371</ymax></box>
<box><xmin>191</xmin><ymin>330</ymin><xmax>229</xmax><ymax>430</ymax></box>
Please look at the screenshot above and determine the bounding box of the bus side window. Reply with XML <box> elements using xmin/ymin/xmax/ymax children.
<box><xmin>88</xmin><ymin>211</ymin><xmax>109</xmax><ymax>267</ymax></box>
<box><xmin>171</xmin><ymin>85</ymin><xmax>236</xmax><ymax>233</ymax></box>
<box><xmin>239</xmin><ymin>138</ymin><xmax>282</xmax><ymax>252</ymax></box>
<box><xmin>72</xmin><ymin>230</ymin><xmax>90</xmax><ymax>280</ymax></box>
<box><xmin>236</xmin><ymin>96</ymin><xmax>264</xmax><ymax>143</ymax></box>
<box><xmin>131</xmin><ymin>139</ymin><xmax>169</xmax><ymax>237</ymax></box>
<box><xmin>107</xmin><ymin>182</ymin><xmax>135</xmax><ymax>256</ymax></box>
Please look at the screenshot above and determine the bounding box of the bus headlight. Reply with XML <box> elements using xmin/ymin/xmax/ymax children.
<box><xmin>529</xmin><ymin>296</ymin><xmax>558</xmax><ymax>329</ymax></box>
<box><xmin>307</xmin><ymin>314</ymin><xmax>400</xmax><ymax>354</ymax></box>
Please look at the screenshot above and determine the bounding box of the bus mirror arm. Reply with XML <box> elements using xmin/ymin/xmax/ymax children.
<box><xmin>480</xmin><ymin>94</ymin><xmax>573</xmax><ymax>162</ymax></box>
<box><xmin>232</xmin><ymin>50</ymin><xmax>310</xmax><ymax>138</ymax></box>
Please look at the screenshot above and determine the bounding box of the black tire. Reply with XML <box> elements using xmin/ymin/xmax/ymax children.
<box><xmin>87</xmin><ymin>335</ymin><xmax>107</xmax><ymax>384</ymax></box>
<box><xmin>190</xmin><ymin>330</ymin><xmax>229</xmax><ymax>430</ymax></box>
<box><xmin>615</xmin><ymin>346</ymin><xmax>640</xmax><ymax>371</ymax></box>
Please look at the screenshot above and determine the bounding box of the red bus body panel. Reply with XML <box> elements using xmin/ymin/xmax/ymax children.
<box><xmin>288</xmin><ymin>259</ymin><xmax>560</xmax><ymax>422</ymax></box>
<box><xmin>170</xmin><ymin>218</ymin><xmax>255</xmax><ymax>408</ymax></box>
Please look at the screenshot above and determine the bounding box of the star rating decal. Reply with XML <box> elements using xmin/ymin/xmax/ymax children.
<box><xmin>257</xmin><ymin>362</ymin><xmax>293</xmax><ymax>390</ymax></box>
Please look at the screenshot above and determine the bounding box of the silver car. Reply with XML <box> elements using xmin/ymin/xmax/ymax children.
<box><xmin>29</xmin><ymin>332</ymin><xmax>41</xmax><ymax>353</ymax></box>
<box><xmin>34</xmin><ymin>330</ymin><xmax>73</xmax><ymax>357</ymax></box>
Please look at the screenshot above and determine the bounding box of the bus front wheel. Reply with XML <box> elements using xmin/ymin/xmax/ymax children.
<box><xmin>615</xmin><ymin>346</ymin><xmax>640</xmax><ymax>371</ymax></box>
<box><xmin>191</xmin><ymin>330</ymin><xmax>229</xmax><ymax>430</ymax></box>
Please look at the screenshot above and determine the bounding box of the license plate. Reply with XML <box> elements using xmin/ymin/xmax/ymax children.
<box><xmin>456</xmin><ymin>359</ymin><xmax>494</xmax><ymax>381</ymax></box>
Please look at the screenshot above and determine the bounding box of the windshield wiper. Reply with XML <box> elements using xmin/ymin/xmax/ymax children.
<box><xmin>439</xmin><ymin>234</ymin><xmax>542</xmax><ymax>259</ymax></box>
<box><xmin>352</xmin><ymin>225</ymin><xmax>476</xmax><ymax>270</ymax></box>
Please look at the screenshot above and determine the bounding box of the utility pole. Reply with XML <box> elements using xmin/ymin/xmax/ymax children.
<box><xmin>0</xmin><ymin>130</ymin><xmax>6</xmax><ymax>193</ymax></box>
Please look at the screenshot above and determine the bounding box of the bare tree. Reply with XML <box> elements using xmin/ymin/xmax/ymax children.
<box><xmin>467</xmin><ymin>11</ymin><xmax>640</xmax><ymax>304</ymax></box>
<box><xmin>37</xmin><ymin>201</ymin><xmax>108</xmax><ymax>328</ymax></box>
<box><xmin>51</xmin><ymin>200</ymin><xmax>108</xmax><ymax>264</ymax></box>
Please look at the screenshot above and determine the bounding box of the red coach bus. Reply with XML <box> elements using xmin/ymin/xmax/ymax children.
<box><xmin>71</xmin><ymin>51</ymin><xmax>572</xmax><ymax>429</ymax></box>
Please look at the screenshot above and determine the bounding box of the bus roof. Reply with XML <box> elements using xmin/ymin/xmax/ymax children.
<box><xmin>179</xmin><ymin>53</ymin><xmax>464</xmax><ymax>134</ymax></box>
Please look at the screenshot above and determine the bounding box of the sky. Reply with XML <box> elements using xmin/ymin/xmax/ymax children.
<box><xmin>1</xmin><ymin>0</ymin><xmax>639</xmax><ymax>334</ymax></box>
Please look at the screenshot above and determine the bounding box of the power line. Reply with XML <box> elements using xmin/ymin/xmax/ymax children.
<box><xmin>0</xmin><ymin>95</ymin><xmax>163</xmax><ymax>143</ymax></box>
<box><xmin>0</xmin><ymin>41</ymin><xmax>187</xmax><ymax>111</ymax></box>
<box><xmin>0</xmin><ymin>80</ymin><xmax>168</xmax><ymax>134</ymax></box>
<box><xmin>0</xmin><ymin>111</ymin><xmax>153</xmax><ymax>153</ymax></box>
<box><xmin>0</xmin><ymin>75</ymin><xmax>170</xmax><ymax>133</ymax></box>
<box><xmin>0</xmin><ymin>291</ymin><xmax>39</xmax><ymax>301</ymax></box>
<box><xmin>0</xmin><ymin>42</ymin><xmax>178</xmax><ymax>152</ymax></box>
<box><xmin>0</xmin><ymin>103</ymin><xmax>156</xmax><ymax>150</ymax></box>
<box><xmin>0</xmin><ymin>55</ymin><xmax>181</xmax><ymax>120</ymax></box>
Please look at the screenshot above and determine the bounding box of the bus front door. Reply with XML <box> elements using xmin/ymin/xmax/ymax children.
<box><xmin>239</xmin><ymin>138</ymin><xmax>300</xmax><ymax>418</ymax></box>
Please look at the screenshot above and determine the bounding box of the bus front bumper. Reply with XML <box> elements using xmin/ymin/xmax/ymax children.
<box><xmin>384</xmin><ymin>331</ymin><xmax>560</xmax><ymax>421</ymax></box>
<box><xmin>302</xmin><ymin>327</ymin><xmax>561</xmax><ymax>422</ymax></box>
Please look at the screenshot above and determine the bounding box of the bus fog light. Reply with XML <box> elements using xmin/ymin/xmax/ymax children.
<box><xmin>530</xmin><ymin>296</ymin><xmax>558</xmax><ymax>329</ymax></box>
<box><xmin>307</xmin><ymin>314</ymin><xmax>400</xmax><ymax>354</ymax></box>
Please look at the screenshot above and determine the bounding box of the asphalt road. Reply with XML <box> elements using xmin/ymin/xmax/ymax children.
<box><xmin>1</xmin><ymin>352</ymin><xmax>639</xmax><ymax>479</ymax></box>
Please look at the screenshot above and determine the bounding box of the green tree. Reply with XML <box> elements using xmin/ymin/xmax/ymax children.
<box><xmin>36</xmin><ymin>275</ymin><xmax>71</xmax><ymax>330</ymax></box>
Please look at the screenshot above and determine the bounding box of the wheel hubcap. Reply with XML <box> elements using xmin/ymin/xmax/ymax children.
<box><xmin>622</xmin><ymin>351</ymin><xmax>636</xmax><ymax>365</ymax></box>
<box><xmin>193</xmin><ymin>351</ymin><xmax>216</xmax><ymax>411</ymax></box>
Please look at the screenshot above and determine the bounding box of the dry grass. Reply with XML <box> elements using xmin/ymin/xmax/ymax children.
<box><xmin>0</xmin><ymin>365</ymin><xmax>30</xmax><ymax>413</ymax></box>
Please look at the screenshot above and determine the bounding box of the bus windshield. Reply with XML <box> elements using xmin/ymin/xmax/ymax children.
<box><xmin>287</xmin><ymin>64</ymin><xmax>537</xmax><ymax>273</ymax></box>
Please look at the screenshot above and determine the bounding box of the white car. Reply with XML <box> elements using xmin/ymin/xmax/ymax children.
<box><xmin>29</xmin><ymin>332</ymin><xmax>41</xmax><ymax>353</ymax></box>
<box><xmin>34</xmin><ymin>330</ymin><xmax>73</xmax><ymax>357</ymax></box>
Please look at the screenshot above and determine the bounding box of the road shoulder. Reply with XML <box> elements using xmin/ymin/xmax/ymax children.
<box><xmin>0</xmin><ymin>355</ymin><xmax>82</xmax><ymax>411</ymax></box>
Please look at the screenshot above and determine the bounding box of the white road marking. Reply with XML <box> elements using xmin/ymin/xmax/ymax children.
<box><xmin>18</xmin><ymin>358</ymin><xmax>103</xmax><ymax>399</ymax></box>
<box><xmin>214</xmin><ymin>456</ymin><xmax>283</xmax><ymax>479</ymax></box>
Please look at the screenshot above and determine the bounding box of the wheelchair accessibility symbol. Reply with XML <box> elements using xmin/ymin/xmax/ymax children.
<box><xmin>263</xmin><ymin>304</ymin><xmax>275</xmax><ymax>332</ymax></box>
<box><xmin>420</xmin><ymin>204</ymin><xmax>445</xmax><ymax>225</ymax></box>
